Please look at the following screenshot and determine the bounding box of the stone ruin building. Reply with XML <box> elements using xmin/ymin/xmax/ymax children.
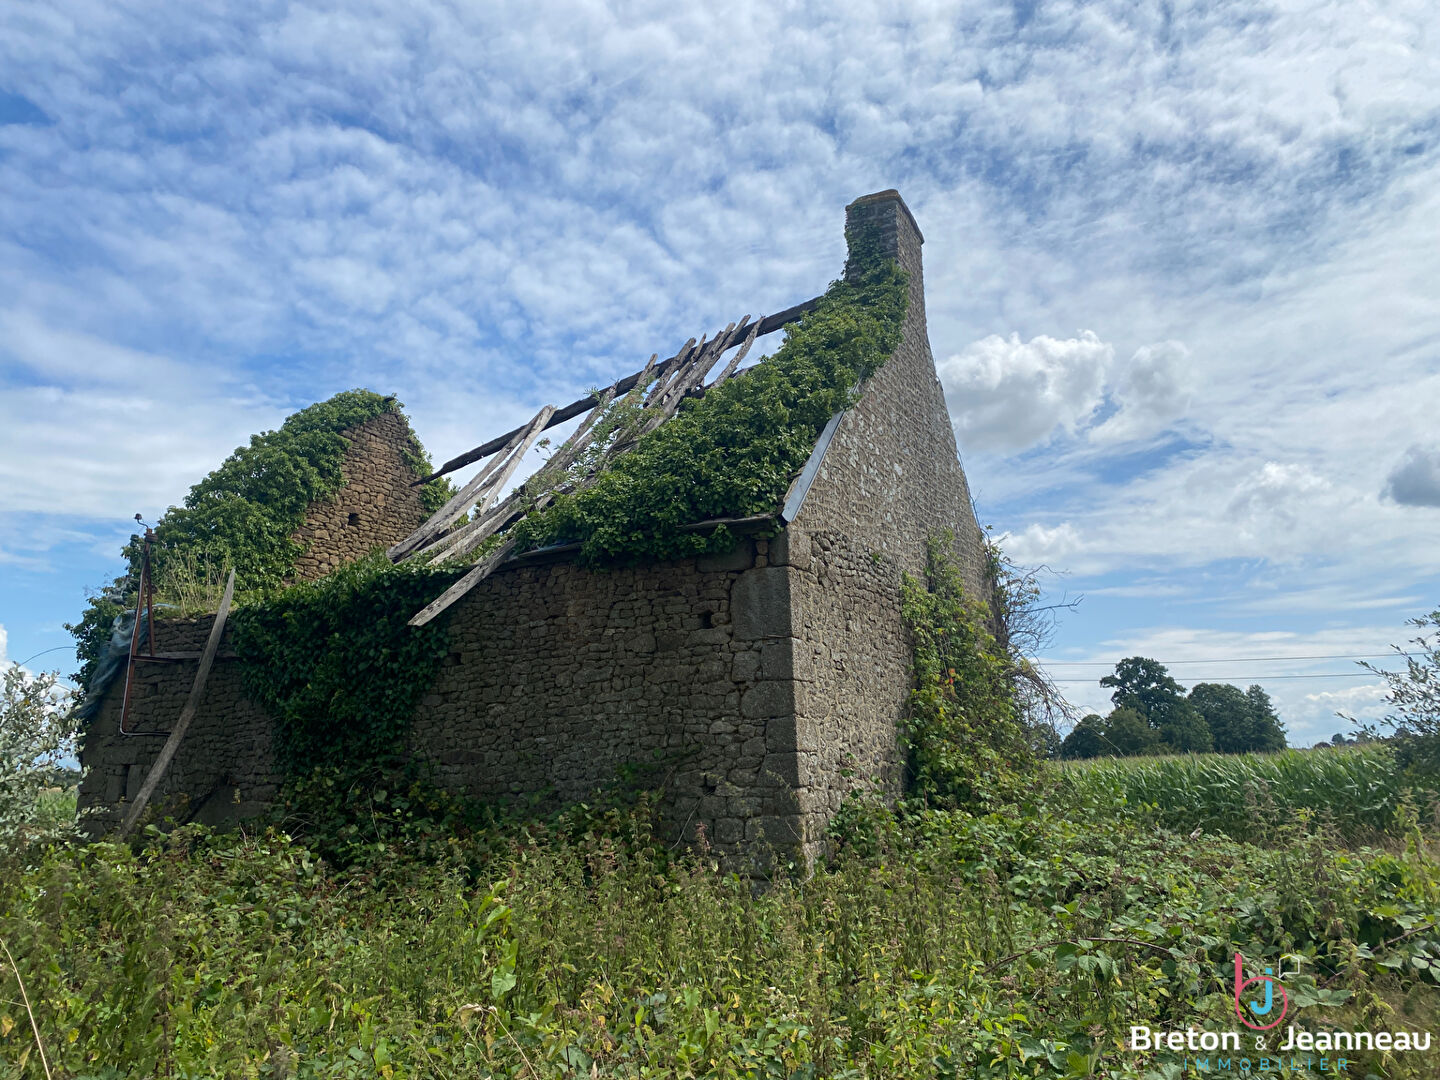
<box><xmin>78</xmin><ymin>190</ymin><xmax>990</xmax><ymax>866</ymax></box>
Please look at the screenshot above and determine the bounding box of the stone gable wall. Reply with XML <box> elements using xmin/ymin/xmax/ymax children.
<box><xmin>782</xmin><ymin>191</ymin><xmax>992</xmax><ymax>859</ymax></box>
<box><xmin>75</xmin><ymin>191</ymin><xmax>990</xmax><ymax>868</ymax></box>
<box><xmin>290</xmin><ymin>411</ymin><xmax>430</xmax><ymax>581</ymax></box>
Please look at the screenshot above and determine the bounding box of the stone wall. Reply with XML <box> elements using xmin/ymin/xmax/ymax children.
<box><xmin>78</xmin><ymin>537</ymin><xmax>812</xmax><ymax>865</ymax></box>
<box><xmin>782</xmin><ymin>191</ymin><xmax>992</xmax><ymax>858</ymax></box>
<box><xmin>77</xmin><ymin>616</ymin><xmax>278</xmax><ymax>836</ymax></box>
<box><xmin>76</xmin><ymin>191</ymin><xmax>991</xmax><ymax>867</ymax></box>
<box><xmin>407</xmin><ymin>534</ymin><xmax>808</xmax><ymax>863</ymax></box>
<box><xmin>290</xmin><ymin>410</ymin><xmax>431</xmax><ymax>581</ymax></box>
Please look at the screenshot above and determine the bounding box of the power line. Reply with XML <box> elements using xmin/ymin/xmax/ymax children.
<box><xmin>1052</xmin><ymin>672</ymin><xmax>1391</xmax><ymax>683</ymax></box>
<box><xmin>1043</xmin><ymin>652</ymin><xmax>1416</xmax><ymax>667</ymax></box>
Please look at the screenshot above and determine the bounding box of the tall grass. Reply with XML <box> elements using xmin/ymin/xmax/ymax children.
<box><xmin>2</xmin><ymin>805</ymin><xmax>1436</xmax><ymax>1079</ymax></box>
<box><xmin>1053</xmin><ymin>745</ymin><xmax>1420</xmax><ymax>840</ymax></box>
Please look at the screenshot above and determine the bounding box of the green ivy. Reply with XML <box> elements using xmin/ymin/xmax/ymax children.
<box><xmin>66</xmin><ymin>390</ymin><xmax>448</xmax><ymax>696</ymax></box>
<box><xmin>899</xmin><ymin>534</ymin><xmax>1037</xmax><ymax>810</ymax></box>
<box><xmin>229</xmin><ymin>553</ymin><xmax>464</xmax><ymax>774</ymax></box>
<box><xmin>509</xmin><ymin>230</ymin><xmax>908</xmax><ymax>566</ymax></box>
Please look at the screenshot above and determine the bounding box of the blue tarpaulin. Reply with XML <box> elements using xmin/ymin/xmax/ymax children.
<box><xmin>73</xmin><ymin>609</ymin><xmax>152</xmax><ymax>722</ymax></box>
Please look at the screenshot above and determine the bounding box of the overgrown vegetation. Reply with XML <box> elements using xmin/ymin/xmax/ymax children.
<box><xmin>65</xmin><ymin>391</ymin><xmax>449</xmax><ymax>697</ymax></box>
<box><xmin>4</xmin><ymin>753</ymin><xmax>1440</xmax><ymax>1078</ymax></box>
<box><xmin>1055</xmin><ymin>744</ymin><xmax>1420</xmax><ymax>842</ymax></box>
<box><xmin>1354</xmin><ymin>608</ymin><xmax>1440</xmax><ymax>780</ymax></box>
<box><xmin>509</xmin><ymin>226</ymin><xmax>908</xmax><ymax>566</ymax></box>
<box><xmin>897</xmin><ymin>534</ymin><xmax>1038</xmax><ymax>810</ymax></box>
<box><xmin>8</xmin><ymin>591</ymin><xmax>1440</xmax><ymax>1076</ymax></box>
<box><xmin>229</xmin><ymin>554</ymin><xmax>464</xmax><ymax>776</ymax></box>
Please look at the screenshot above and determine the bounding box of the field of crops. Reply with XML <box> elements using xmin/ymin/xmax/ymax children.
<box><xmin>1053</xmin><ymin>744</ymin><xmax>1420</xmax><ymax>840</ymax></box>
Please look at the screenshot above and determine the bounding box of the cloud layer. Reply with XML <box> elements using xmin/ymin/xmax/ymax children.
<box><xmin>1</xmin><ymin>0</ymin><xmax>1438</xmax><ymax>738</ymax></box>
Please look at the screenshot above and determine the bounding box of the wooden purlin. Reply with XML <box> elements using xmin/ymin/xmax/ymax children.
<box><xmin>400</xmin><ymin>312</ymin><xmax>775</xmax><ymax>625</ymax></box>
<box><xmin>416</xmin><ymin>487</ymin><xmax>523</xmax><ymax>565</ymax></box>
<box><xmin>412</xmin><ymin>296</ymin><xmax>821</xmax><ymax>487</ymax></box>
<box><xmin>644</xmin><ymin>337</ymin><xmax>697</xmax><ymax>409</ymax></box>
<box><xmin>657</xmin><ymin>319</ymin><xmax>741</xmax><ymax>414</ymax></box>
<box><xmin>401</xmin><ymin>380</ymin><xmax>622</xmax><ymax>564</ymax></box>
<box><xmin>683</xmin><ymin>318</ymin><xmax>745</xmax><ymax>392</ymax></box>
<box><xmin>710</xmin><ymin>321</ymin><xmax>760</xmax><ymax>387</ymax></box>
<box><xmin>408</xmin><ymin>538</ymin><xmax>518</xmax><ymax>627</ymax></box>
<box><xmin>471</xmin><ymin>404</ymin><xmax>556</xmax><ymax>522</ymax></box>
<box><xmin>390</xmin><ymin>404</ymin><xmax>555</xmax><ymax>563</ymax></box>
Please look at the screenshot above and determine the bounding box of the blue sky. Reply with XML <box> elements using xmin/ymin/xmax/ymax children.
<box><xmin>2</xmin><ymin>0</ymin><xmax>1438</xmax><ymax>745</ymax></box>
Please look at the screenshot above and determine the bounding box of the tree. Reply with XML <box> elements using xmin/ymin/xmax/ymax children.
<box><xmin>1243</xmin><ymin>685</ymin><xmax>1287</xmax><ymax>752</ymax></box>
<box><xmin>1</xmin><ymin>663</ymin><xmax>77</xmax><ymax>840</ymax></box>
<box><xmin>1353</xmin><ymin>609</ymin><xmax>1440</xmax><ymax>776</ymax></box>
<box><xmin>1154</xmin><ymin>698</ymin><xmax>1213</xmax><ymax>753</ymax></box>
<box><xmin>1106</xmin><ymin>706</ymin><xmax>1163</xmax><ymax>756</ymax></box>
<box><xmin>1060</xmin><ymin>714</ymin><xmax>1107</xmax><ymax>760</ymax></box>
<box><xmin>1100</xmin><ymin>656</ymin><xmax>1213</xmax><ymax>753</ymax></box>
<box><xmin>1101</xmin><ymin>657</ymin><xmax>1186</xmax><ymax>719</ymax></box>
<box><xmin>1189</xmin><ymin>683</ymin><xmax>1251</xmax><ymax>752</ymax></box>
<box><xmin>1189</xmin><ymin>683</ymin><xmax>1286</xmax><ymax>754</ymax></box>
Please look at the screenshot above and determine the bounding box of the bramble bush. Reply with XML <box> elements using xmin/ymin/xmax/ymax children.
<box><xmin>4</xmin><ymin>774</ymin><xmax>1440</xmax><ymax>1078</ymax></box>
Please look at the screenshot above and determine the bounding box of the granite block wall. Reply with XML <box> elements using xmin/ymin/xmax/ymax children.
<box><xmin>76</xmin><ymin>191</ymin><xmax>992</xmax><ymax>868</ymax></box>
<box><xmin>290</xmin><ymin>410</ymin><xmax>431</xmax><ymax>581</ymax></box>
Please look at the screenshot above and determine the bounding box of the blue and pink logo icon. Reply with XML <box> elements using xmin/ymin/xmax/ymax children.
<box><xmin>1234</xmin><ymin>952</ymin><xmax>1289</xmax><ymax>1031</ymax></box>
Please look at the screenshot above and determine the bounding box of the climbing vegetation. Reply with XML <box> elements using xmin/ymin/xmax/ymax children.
<box><xmin>898</xmin><ymin>534</ymin><xmax>1038</xmax><ymax>810</ymax></box>
<box><xmin>66</xmin><ymin>391</ymin><xmax>448</xmax><ymax>697</ymax></box>
<box><xmin>509</xmin><ymin>225</ymin><xmax>908</xmax><ymax>566</ymax></box>
<box><xmin>229</xmin><ymin>553</ymin><xmax>463</xmax><ymax>776</ymax></box>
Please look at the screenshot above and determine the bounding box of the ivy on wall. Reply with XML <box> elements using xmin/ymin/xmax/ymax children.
<box><xmin>509</xmin><ymin>227</ymin><xmax>909</xmax><ymax>566</ymax></box>
<box><xmin>67</xmin><ymin>390</ymin><xmax>449</xmax><ymax>696</ymax></box>
<box><xmin>899</xmin><ymin>534</ymin><xmax>1036</xmax><ymax>811</ymax></box>
<box><xmin>230</xmin><ymin>553</ymin><xmax>463</xmax><ymax>774</ymax></box>
<box><xmin>76</xmin><ymin>227</ymin><xmax>910</xmax><ymax>778</ymax></box>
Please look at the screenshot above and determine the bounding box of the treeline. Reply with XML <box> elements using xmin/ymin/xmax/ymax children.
<box><xmin>1060</xmin><ymin>656</ymin><xmax>1286</xmax><ymax>759</ymax></box>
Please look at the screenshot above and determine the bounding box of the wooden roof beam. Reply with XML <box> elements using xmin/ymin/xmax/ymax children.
<box><xmin>411</xmin><ymin>296</ymin><xmax>822</xmax><ymax>486</ymax></box>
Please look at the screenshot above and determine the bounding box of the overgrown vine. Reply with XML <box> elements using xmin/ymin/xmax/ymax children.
<box><xmin>66</xmin><ymin>390</ymin><xmax>449</xmax><ymax>696</ymax></box>
<box><xmin>508</xmin><ymin>223</ymin><xmax>909</xmax><ymax>566</ymax></box>
<box><xmin>229</xmin><ymin>553</ymin><xmax>464</xmax><ymax>774</ymax></box>
<box><xmin>899</xmin><ymin>533</ymin><xmax>1038</xmax><ymax>810</ymax></box>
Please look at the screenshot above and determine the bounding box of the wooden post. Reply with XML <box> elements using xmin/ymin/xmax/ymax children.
<box><xmin>117</xmin><ymin>569</ymin><xmax>235</xmax><ymax>838</ymax></box>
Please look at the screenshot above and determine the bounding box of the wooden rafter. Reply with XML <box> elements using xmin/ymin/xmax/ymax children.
<box><xmin>396</xmin><ymin>306</ymin><xmax>799</xmax><ymax>625</ymax></box>
<box><xmin>411</xmin><ymin>296</ymin><xmax>821</xmax><ymax>487</ymax></box>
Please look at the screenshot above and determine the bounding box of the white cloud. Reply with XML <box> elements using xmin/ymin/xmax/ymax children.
<box><xmin>0</xmin><ymin>623</ymin><xmax>7</xmax><ymax>665</ymax></box>
<box><xmin>1383</xmin><ymin>445</ymin><xmax>1440</xmax><ymax>508</ymax></box>
<box><xmin>938</xmin><ymin>331</ymin><xmax>1113</xmax><ymax>452</ymax></box>
<box><xmin>1089</xmin><ymin>341</ymin><xmax>1195</xmax><ymax>444</ymax></box>
<box><xmin>1000</xmin><ymin>521</ymin><xmax>1084</xmax><ymax>566</ymax></box>
<box><xmin>1225</xmin><ymin>461</ymin><xmax>1333</xmax><ymax>535</ymax></box>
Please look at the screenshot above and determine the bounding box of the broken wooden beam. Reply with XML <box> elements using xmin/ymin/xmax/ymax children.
<box><xmin>411</xmin><ymin>296</ymin><xmax>822</xmax><ymax>486</ymax></box>
<box><xmin>118</xmin><ymin>569</ymin><xmax>235</xmax><ymax>839</ymax></box>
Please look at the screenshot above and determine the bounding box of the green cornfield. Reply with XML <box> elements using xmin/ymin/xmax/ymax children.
<box><xmin>1053</xmin><ymin>744</ymin><xmax>1423</xmax><ymax>840</ymax></box>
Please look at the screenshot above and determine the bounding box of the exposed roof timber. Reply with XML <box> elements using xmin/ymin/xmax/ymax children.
<box><xmin>412</xmin><ymin>295</ymin><xmax>823</xmax><ymax>486</ymax></box>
